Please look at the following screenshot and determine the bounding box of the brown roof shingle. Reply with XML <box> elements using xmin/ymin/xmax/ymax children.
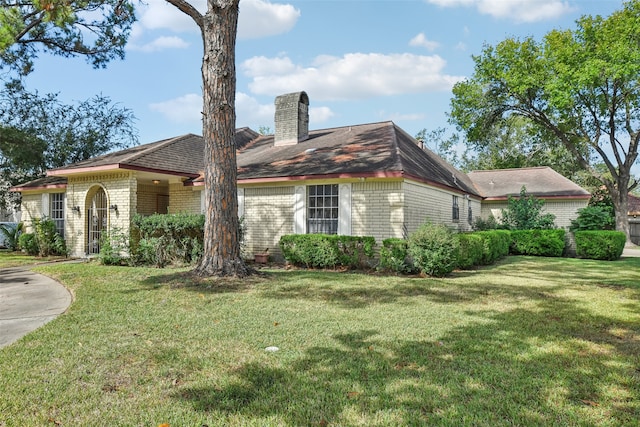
<box><xmin>467</xmin><ymin>167</ymin><xmax>590</xmax><ymax>199</ymax></box>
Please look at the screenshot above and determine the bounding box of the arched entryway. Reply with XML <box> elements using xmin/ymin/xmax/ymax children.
<box><xmin>86</xmin><ymin>186</ymin><xmax>108</xmax><ymax>255</ymax></box>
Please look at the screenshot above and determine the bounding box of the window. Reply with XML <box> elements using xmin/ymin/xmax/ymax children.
<box><xmin>50</xmin><ymin>193</ymin><xmax>65</xmax><ymax>238</ymax></box>
<box><xmin>468</xmin><ymin>203</ymin><xmax>473</xmax><ymax>223</ymax></box>
<box><xmin>307</xmin><ymin>184</ymin><xmax>339</xmax><ymax>234</ymax></box>
<box><xmin>452</xmin><ymin>195</ymin><xmax>460</xmax><ymax>221</ymax></box>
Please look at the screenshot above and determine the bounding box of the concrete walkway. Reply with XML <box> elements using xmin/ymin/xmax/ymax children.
<box><xmin>0</xmin><ymin>267</ymin><xmax>72</xmax><ymax>348</ymax></box>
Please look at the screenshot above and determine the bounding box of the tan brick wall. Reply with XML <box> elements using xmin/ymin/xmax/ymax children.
<box><xmin>18</xmin><ymin>193</ymin><xmax>44</xmax><ymax>233</ymax></box>
<box><xmin>64</xmin><ymin>172</ymin><xmax>136</xmax><ymax>257</ymax></box>
<box><xmin>351</xmin><ymin>180</ymin><xmax>404</xmax><ymax>242</ymax></box>
<box><xmin>403</xmin><ymin>181</ymin><xmax>474</xmax><ymax>234</ymax></box>
<box><xmin>137</xmin><ymin>183</ymin><xmax>170</xmax><ymax>215</ymax></box>
<box><xmin>168</xmin><ymin>183</ymin><xmax>201</xmax><ymax>214</ymax></box>
<box><xmin>242</xmin><ymin>185</ymin><xmax>295</xmax><ymax>258</ymax></box>
<box><xmin>480</xmin><ymin>198</ymin><xmax>587</xmax><ymax>230</ymax></box>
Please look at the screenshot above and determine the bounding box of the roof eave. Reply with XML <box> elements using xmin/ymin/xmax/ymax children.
<box><xmin>48</xmin><ymin>164</ymin><xmax>200</xmax><ymax>179</ymax></box>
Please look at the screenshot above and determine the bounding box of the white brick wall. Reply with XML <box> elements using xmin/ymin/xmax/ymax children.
<box><xmin>480</xmin><ymin>198</ymin><xmax>588</xmax><ymax>229</ymax></box>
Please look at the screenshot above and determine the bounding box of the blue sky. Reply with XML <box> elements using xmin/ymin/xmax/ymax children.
<box><xmin>23</xmin><ymin>0</ymin><xmax>624</xmax><ymax>145</ymax></box>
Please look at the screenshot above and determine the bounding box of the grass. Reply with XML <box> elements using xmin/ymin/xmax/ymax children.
<box><xmin>0</xmin><ymin>255</ymin><xmax>639</xmax><ymax>426</ymax></box>
<box><xmin>0</xmin><ymin>249</ymin><xmax>67</xmax><ymax>268</ymax></box>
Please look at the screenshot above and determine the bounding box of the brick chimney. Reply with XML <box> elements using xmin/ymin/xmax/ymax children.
<box><xmin>274</xmin><ymin>91</ymin><xmax>309</xmax><ymax>146</ymax></box>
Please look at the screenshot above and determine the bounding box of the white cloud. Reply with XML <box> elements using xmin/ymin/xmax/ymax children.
<box><xmin>242</xmin><ymin>53</ymin><xmax>464</xmax><ymax>101</ymax></box>
<box><xmin>128</xmin><ymin>36</ymin><xmax>190</xmax><ymax>52</ymax></box>
<box><xmin>309</xmin><ymin>106</ymin><xmax>335</xmax><ymax>124</ymax></box>
<box><xmin>409</xmin><ymin>33</ymin><xmax>440</xmax><ymax>51</ymax></box>
<box><xmin>238</xmin><ymin>0</ymin><xmax>300</xmax><ymax>39</ymax></box>
<box><xmin>235</xmin><ymin>92</ymin><xmax>274</xmax><ymax>126</ymax></box>
<box><xmin>426</xmin><ymin>0</ymin><xmax>575</xmax><ymax>22</ymax></box>
<box><xmin>134</xmin><ymin>0</ymin><xmax>299</xmax><ymax>42</ymax></box>
<box><xmin>149</xmin><ymin>93</ymin><xmax>202</xmax><ymax>124</ymax></box>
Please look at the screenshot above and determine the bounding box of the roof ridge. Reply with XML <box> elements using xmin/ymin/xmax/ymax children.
<box><xmin>118</xmin><ymin>134</ymin><xmax>198</xmax><ymax>164</ymax></box>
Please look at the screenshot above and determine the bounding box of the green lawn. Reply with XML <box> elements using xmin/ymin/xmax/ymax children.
<box><xmin>0</xmin><ymin>256</ymin><xmax>639</xmax><ymax>426</ymax></box>
<box><xmin>0</xmin><ymin>250</ymin><xmax>67</xmax><ymax>268</ymax></box>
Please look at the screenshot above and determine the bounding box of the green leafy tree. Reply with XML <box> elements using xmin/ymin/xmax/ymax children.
<box><xmin>0</xmin><ymin>0</ymin><xmax>136</xmax><ymax>75</ymax></box>
<box><xmin>501</xmin><ymin>186</ymin><xmax>556</xmax><ymax>230</ymax></box>
<box><xmin>450</xmin><ymin>0</ymin><xmax>640</xmax><ymax>242</ymax></box>
<box><xmin>0</xmin><ymin>82</ymin><xmax>137</xmax><ymax>210</ymax></box>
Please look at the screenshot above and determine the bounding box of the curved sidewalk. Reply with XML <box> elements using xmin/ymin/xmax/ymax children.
<box><xmin>0</xmin><ymin>267</ymin><xmax>72</xmax><ymax>349</ymax></box>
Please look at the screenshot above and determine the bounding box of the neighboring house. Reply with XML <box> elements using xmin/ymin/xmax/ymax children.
<box><xmin>467</xmin><ymin>167</ymin><xmax>591</xmax><ymax>229</ymax></box>
<box><xmin>628</xmin><ymin>193</ymin><xmax>640</xmax><ymax>245</ymax></box>
<box><xmin>11</xmin><ymin>91</ymin><xmax>590</xmax><ymax>259</ymax></box>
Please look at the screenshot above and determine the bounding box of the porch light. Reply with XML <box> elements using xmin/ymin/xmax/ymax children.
<box><xmin>109</xmin><ymin>204</ymin><xmax>118</xmax><ymax>212</ymax></box>
<box><xmin>152</xmin><ymin>179</ymin><xmax>161</xmax><ymax>185</ymax></box>
<box><xmin>72</xmin><ymin>206</ymin><xmax>80</xmax><ymax>213</ymax></box>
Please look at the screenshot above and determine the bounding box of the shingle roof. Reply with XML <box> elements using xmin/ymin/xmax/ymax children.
<box><xmin>39</xmin><ymin>122</ymin><xmax>479</xmax><ymax>196</ymax></box>
<box><xmin>467</xmin><ymin>167</ymin><xmax>591</xmax><ymax>199</ymax></box>
<box><xmin>233</xmin><ymin>121</ymin><xmax>479</xmax><ymax>195</ymax></box>
<box><xmin>10</xmin><ymin>176</ymin><xmax>68</xmax><ymax>191</ymax></box>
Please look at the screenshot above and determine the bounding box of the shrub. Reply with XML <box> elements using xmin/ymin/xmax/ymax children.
<box><xmin>408</xmin><ymin>223</ymin><xmax>459</xmax><ymax>277</ymax></box>
<box><xmin>32</xmin><ymin>217</ymin><xmax>66</xmax><ymax>257</ymax></box>
<box><xmin>456</xmin><ymin>233</ymin><xmax>484</xmax><ymax>269</ymax></box>
<box><xmin>378</xmin><ymin>238</ymin><xmax>416</xmax><ymax>274</ymax></box>
<box><xmin>570</xmin><ymin>206</ymin><xmax>615</xmax><ymax>231</ymax></box>
<box><xmin>0</xmin><ymin>222</ymin><xmax>23</xmax><ymax>251</ymax></box>
<box><xmin>130</xmin><ymin>213</ymin><xmax>205</xmax><ymax>267</ymax></box>
<box><xmin>18</xmin><ymin>233</ymin><xmax>39</xmax><ymax>256</ymax></box>
<box><xmin>472</xmin><ymin>215</ymin><xmax>501</xmax><ymax>231</ymax></box>
<box><xmin>510</xmin><ymin>229</ymin><xmax>565</xmax><ymax>257</ymax></box>
<box><xmin>99</xmin><ymin>227</ymin><xmax>129</xmax><ymax>266</ymax></box>
<box><xmin>575</xmin><ymin>230</ymin><xmax>626</xmax><ymax>260</ymax></box>
<box><xmin>279</xmin><ymin>234</ymin><xmax>376</xmax><ymax>269</ymax></box>
<box><xmin>501</xmin><ymin>186</ymin><xmax>556</xmax><ymax>230</ymax></box>
<box><xmin>477</xmin><ymin>230</ymin><xmax>512</xmax><ymax>264</ymax></box>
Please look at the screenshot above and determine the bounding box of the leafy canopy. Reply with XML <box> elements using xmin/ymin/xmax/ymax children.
<box><xmin>0</xmin><ymin>0</ymin><xmax>136</xmax><ymax>75</ymax></box>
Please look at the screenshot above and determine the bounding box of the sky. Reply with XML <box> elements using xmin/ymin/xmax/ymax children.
<box><xmin>22</xmin><ymin>0</ymin><xmax>625</xmax><ymax>147</ymax></box>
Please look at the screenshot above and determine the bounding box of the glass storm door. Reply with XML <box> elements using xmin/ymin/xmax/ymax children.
<box><xmin>87</xmin><ymin>188</ymin><xmax>107</xmax><ymax>254</ymax></box>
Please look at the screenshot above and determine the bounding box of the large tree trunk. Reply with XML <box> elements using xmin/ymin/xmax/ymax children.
<box><xmin>194</xmin><ymin>0</ymin><xmax>250</xmax><ymax>277</ymax></box>
<box><xmin>610</xmin><ymin>180</ymin><xmax>632</xmax><ymax>244</ymax></box>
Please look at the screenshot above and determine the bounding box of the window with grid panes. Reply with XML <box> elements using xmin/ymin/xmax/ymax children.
<box><xmin>50</xmin><ymin>193</ymin><xmax>65</xmax><ymax>238</ymax></box>
<box><xmin>307</xmin><ymin>184</ymin><xmax>339</xmax><ymax>234</ymax></box>
<box><xmin>452</xmin><ymin>195</ymin><xmax>460</xmax><ymax>221</ymax></box>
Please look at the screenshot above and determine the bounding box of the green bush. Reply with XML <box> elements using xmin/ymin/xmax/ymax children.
<box><xmin>408</xmin><ymin>223</ymin><xmax>459</xmax><ymax>277</ymax></box>
<box><xmin>130</xmin><ymin>213</ymin><xmax>205</xmax><ymax>267</ymax></box>
<box><xmin>32</xmin><ymin>217</ymin><xmax>66</xmax><ymax>257</ymax></box>
<box><xmin>570</xmin><ymin>206</ymin><xmax>615</xmax><ymax>231</ymax></box>
<box><xmin>478</xmin><ymin>230</ymin><xmax>511</xmax><ymax>264</ymax></box>
<box><xmin>575</xmin><ymin>230</ymin><xmax>626</xmax><ymax>260</ymax></box>
<box><xmin>501</xmin><ymin>186</ymin><xmax>556</xmax><ymax>230</ymax></box>
<box><xmin>378</xmin><ymin>238</ymin><xmax>416</xmax><ymax>274</ymax></box>
<box><xmin>456</xmin><ymin>233</ymin><xmax>484</xmax><ymax>269</ymax></box>
<box><xmin>510</xmin><ymin>229</ymin><xmax>565</xmax><ymax>257</ymax></box>
<box><xmin>18</xmin><ymin>233</ymin><xmax>39</xmax><ymax>256</ymax></box>
<box><xmin>99</xmin><ymin>227</ymin><xmax>129</xmax><ymax>266</ymax></box>
<box><xmin>0</xmin><ymin>222</ymin><xmax>23</xmax><ymax>251</ymax></box>
<box><xmin>279</xmin><ymin>234</ymin><xmax>376</xmax><ymax>269</ymax></box>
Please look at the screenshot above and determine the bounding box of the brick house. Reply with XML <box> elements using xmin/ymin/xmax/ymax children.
<box><xmin>11</xmin><ymin>92</ymin><xmax>590</xmax><ymax>259</ymax></box>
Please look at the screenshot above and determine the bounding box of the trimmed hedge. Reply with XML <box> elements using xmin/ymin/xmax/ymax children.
<box><xmin>378</xmin><ymin>238</ymin><xmax>417</xmax><ymax>274</ymax></box>
<box><xmin>510</xmin><ymin>229</ymin><xmax>565</xmax><ymax>257</ymax></box>
<box><xmin>279</xmin><ymin>234</ymin><xmax>376</xmax><ymax>269</ymax></box>
<box><xmin>575</xmin><ymin>230</ymin><xmax>626</xmax><ymax>260</ymax></box>
<box><xmin>456</xmin><ymin>230</ymin><xmax>511</xmax><ymax>269</ymax></box>
<box><xmin>130</xmin><ymin>213</ymin><xmax>205</xmax><ymax>267</ymax></box>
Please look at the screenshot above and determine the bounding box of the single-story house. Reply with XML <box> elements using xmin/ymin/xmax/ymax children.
<box><xmin>11</xmin><ymin>91</ymin><xmax>590</xmax><ymax>259</ymax></box>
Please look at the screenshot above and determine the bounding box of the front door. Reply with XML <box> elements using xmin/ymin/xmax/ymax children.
<box><xmin>87</xmin><ymin>188</ymin><xmax>107</xmax><ymax>254</ymax></box>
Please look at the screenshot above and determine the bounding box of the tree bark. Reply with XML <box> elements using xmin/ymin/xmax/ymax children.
<box><xmin>193</xmin><ymin>0</ymin><xmax>250</xmax><ymax>277</ymax></box>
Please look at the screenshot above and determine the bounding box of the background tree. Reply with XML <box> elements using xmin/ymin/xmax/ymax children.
<box><xmin>0</xmin><ymin>82</ymin><xmax>137</xmax><ymax>210</ymax></box>
<box><xmin>164</xmin><ymin>0</ymin><xmax>248</xmax><ymax>277</ymax></box>
<box><xmin>450</xmin><ymin>0</ymin><xmax>640</xmax><ymax>242</ymax></box>
<box><xmin>0</xmin><ymin>0</ymin><xmax>136</xmax><ymax>75</ymax></box>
